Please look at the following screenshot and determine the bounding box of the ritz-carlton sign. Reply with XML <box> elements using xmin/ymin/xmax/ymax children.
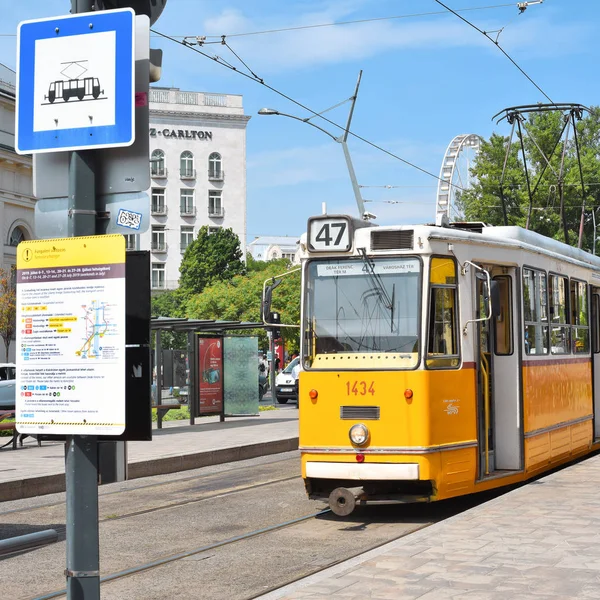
<box><xmin>150</xmin><ymin>128</ymin><xmax>213</xmax><ymax>140</ymax></box>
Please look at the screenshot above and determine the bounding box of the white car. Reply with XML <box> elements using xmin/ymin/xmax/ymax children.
<box><xmin>275</xmin><ymin>357</ymin><xmax>299</xmax><ymax>404</ymax></box>
<box><xmin>0</xmin><ymin>363</ymin><xmax>16</xmax><ymax>410</ymax></box>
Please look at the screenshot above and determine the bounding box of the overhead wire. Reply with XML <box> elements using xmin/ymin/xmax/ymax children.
<box><xmin>150</xmin><ymin>28</ymin><xmax>465</xmax><ymax>191</ymax></box>
<box><xmin>432</xmin><ymin>0</ymin><xmax>555</xmax><ymax>104</ymax></box>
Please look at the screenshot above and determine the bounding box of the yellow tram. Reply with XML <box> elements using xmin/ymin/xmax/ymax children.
<box><xmin>296</xmin><ymin>214</ymin><xmax>600</xmax><ymax>515</ymax></box>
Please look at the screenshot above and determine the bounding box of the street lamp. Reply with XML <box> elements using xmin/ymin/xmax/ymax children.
<box><xmin>257</xmin><ymin>72</ymin><xmax>367</xmax><ymax>218</ymax></box>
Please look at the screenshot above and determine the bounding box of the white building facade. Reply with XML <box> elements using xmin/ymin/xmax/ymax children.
<box><xmin>135</xmin><ymin>87</ymin><xmax>250</xmax><ymax>291</ymax></box>
<box><xmin>247</xmin><ymin>235</ymin><xmax>301</xmax><ymax>264</ymax></box>
<box><xmin>0</xmin><ymin>64</ymin><xmax>34</xmax><ymax>362</ymax></box>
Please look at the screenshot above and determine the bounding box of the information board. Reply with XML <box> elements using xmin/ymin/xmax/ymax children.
<box><xmin>16</xmin><ymin>235</ymin><xmax>126</xmax><ymax>435</ymax></box>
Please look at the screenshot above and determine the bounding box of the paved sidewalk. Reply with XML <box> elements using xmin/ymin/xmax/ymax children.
<box><xmin>0</xmin><ymin>406</ymin><xmax>299</xmax><ymax>502</ymax></box>
<box><xmin>262</xmin><ymin>453</ymin><xmax>600</xmax><ymax>600</ymax></box>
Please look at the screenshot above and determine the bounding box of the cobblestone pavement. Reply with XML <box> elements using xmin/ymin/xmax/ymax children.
<box><xmin>262</xmin><ymin>454</ymin><xmax>600</xmax><ymax>600</ymax></box>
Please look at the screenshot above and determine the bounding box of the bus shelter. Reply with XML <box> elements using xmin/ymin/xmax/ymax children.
<box><xmin>151</xmin><ymin>317</ymin><xmax>265</xmax><ymax>428</ymax></box>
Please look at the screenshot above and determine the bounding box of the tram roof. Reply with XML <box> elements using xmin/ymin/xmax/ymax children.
<box><xmin>426</xmin><ymin>223</ymin><xmax>600</xmax><ymax>270</ymax></box>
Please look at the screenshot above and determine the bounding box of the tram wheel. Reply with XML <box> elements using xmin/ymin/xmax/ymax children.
<box><xmin>328</xmin><ymin>487</ymin><xmax>357</xmax><ymax>517</ymax></box>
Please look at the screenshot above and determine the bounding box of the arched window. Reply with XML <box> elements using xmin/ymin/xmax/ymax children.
<box><xmin>151</xmin><ymin>149</ymin><xmax>165</xmax><ymax>177</ymax></box>
<box><xmin>208</xmin><ymin>152</ymin><xmax>222</xmax><ymax>180</ymax></box>
<box><xmin>9</xmin><ymin>226</ymin><xmax>26</xmax><ymax>247</ymax></box>
<box><xmin>180</xmin><ymin>151</ymin><xmax>194</xmax><ymax>178</ymax></box>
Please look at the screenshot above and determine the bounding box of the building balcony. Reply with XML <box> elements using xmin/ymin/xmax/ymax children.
<box><xmin>151</xmin><ymin>168</ymin><xmax>168</xmax><ymax>179</ymax></box>
<box><xmin>208</xmin><ymin>170</ymin><xmax>225</xmax><ymax>181</ymax></box>
<box><xmin>151</xmin><ymin>204</ymin><xmax>168</xmax><ymax>216</ymax></box>
<box><xmin>151</xmin><ymin>242</ymin><xmax>168</xmax><ymax>253</ymax></box>
<box><xmin>180</xmin><ymin>168</ymin><xmax>196</xmax><ymax>180</ymax></box>
<box><xmin>180</xmin><ymin>206</ymin><xmax>196</xmax><ymax>217</ymax></box>
<box><xmin>208</xmin><ymin>207</ymin><xmax>224</xmax><ymax>218</ymax></box>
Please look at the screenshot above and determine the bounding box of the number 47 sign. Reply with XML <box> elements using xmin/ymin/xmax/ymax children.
<box><xmin>307</xmin><ymin>215</ymin><xmax>352</xmax><ymax>252</ymax></box>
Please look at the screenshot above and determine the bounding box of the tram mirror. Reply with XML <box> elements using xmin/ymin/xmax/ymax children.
<box><xmin>490</xmin><ymin>280</ymin><xmax>501</xmax><ymax>318</ymax></box>
<box><xmin>262</xmin><ymin>278</ymin><xmax>282</xmax><ymax>323</ymax></box>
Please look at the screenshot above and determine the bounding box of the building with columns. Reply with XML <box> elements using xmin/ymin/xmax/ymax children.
<box><xmin>0</xmin><ymin>63</ymin><xmax>34</xmax><ymax>362</ymax></box>
<box><xmin>130</xmin><ymin>86</ymin><xmax>250</xmax><ymax>291</ymax></box>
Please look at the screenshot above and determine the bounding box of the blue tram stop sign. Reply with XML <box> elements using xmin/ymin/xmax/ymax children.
<box><xmin>15</xmin><ymin>8</ymin><xmax>135</xmax><ymax>154</ymax></box>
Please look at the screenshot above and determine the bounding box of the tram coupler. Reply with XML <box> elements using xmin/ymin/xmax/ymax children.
<box><xmin>328</xmin><ymin>487</ymin><xmax>364</xmax><ymax>517</ymax></box>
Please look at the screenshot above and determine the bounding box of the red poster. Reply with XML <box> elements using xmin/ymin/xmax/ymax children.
<box><xmin>199</xmin><ymin>338</ymin><xmax>223</xmax><ymax>414</ymax></box>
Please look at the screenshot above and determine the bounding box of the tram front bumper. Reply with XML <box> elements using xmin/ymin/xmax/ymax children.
<box><xmin>305</xmin><ymin>461</ymin><xmax>419</xmax><ymax>480</ymax></box>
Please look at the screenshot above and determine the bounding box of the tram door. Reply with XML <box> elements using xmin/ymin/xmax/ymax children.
<box><xmin>591</xmin><ymin>287</ymin><xmax>600</xmax><ymax>439</ymax></box>
<box><xmin>476</xmin><ymin>267</ymin><xmax>522</xmax><ymax>478</ymax></box>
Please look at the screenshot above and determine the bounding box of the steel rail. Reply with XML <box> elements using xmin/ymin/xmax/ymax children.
<box><xmin>33</xmin><ymin>509</ymin><xmax>332</xmax><ymax>600</ymax></box>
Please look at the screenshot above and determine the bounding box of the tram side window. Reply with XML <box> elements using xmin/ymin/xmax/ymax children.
<box><xmin>570</xmin><ymin>279</ymin><xmax>589</xmax><ymax>354</ymax></box>
<box><xmin>522</xmin><ymin>268</ymin><xmax>549</xmax><ymax>355</ymax></box>
<box><xmin>426</xmin><ymin>257</ymin><xmax>459</xmax><ymax>369</ymax></box>
<box><xmin>549</xmin><ymin>274</ymin><xmax>570</xmax><ymax>355</ymax></box>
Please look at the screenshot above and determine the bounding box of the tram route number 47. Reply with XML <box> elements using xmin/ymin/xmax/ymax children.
<box><xmin>308</xmin><ymin>217</ymin><xmax>352</xmax><ymax>252</ymax></box>
<box><xmin>315</xmin><ymin>222</ymin><xmax>346</xmax><ymax>246</ymax></box>
<box><xmin>346</xmin><ymin>381</ymin><xmax>375</xmax><ymax>396</ymax></box>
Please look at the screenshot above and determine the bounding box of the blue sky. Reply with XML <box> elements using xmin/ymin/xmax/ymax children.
<box><xmin>1</xmin><ymin>0</ymin><xmax>598</xmax><ymax>240</ymax></box>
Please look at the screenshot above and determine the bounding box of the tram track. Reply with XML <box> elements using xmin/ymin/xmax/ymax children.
<box><xmin>0</xmin><ymin>454</ymin><xmax>299</xmax><ymax>518</ymax></box>
<box><xmin>33</xmin><ymin>509</ymin><xmax>333</xmax><ymax>600</ymax></box>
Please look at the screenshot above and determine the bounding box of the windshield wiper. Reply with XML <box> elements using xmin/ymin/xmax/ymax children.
<box><xmin>357</xmin><ymin>248</ymin><xmax>396</xmax><ymax>332</ymax></box>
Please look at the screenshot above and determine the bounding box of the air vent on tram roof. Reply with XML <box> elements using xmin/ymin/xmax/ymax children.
<box><xmin>371</xmin><ymin>229</ymin><xmax>413</xmax><ymax>251</ymax></box>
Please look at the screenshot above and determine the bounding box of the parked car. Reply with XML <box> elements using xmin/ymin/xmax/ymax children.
<box><xmin>275</xmin><ymin>357</ymin><xmax>299</xmax><ymax>404</ymax></box>
<box><xmin>0</xmin><ymin>363</ymin><xmax>16</xmax><ymax>410</ymax></box>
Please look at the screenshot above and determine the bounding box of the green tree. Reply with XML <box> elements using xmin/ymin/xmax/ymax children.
<box><xmin>151</xmin><ymin>289</ymin><xmax>187</xmax><ymax>350</ymax></box>
<box><xmin>186</xmin><ymin>258</ymin><xmax>301</xmax><ymax>352</ymax></box>
<box><xmin>458</xmin><ymin>107</ymin><xmax>600</xmax><ymax>250</ymax></box>
<box><xmin>179</xmin><ymin>226</ymin><xmax>245</xmax><ymax>296</ymax></box>
<box><xmin>0</xmin><ymin>268</ymin><xmax>16</xmax><ymax>362</ymax></box>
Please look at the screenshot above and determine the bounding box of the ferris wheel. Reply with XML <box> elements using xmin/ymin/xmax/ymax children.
<box><xmin>435</xmin><ymin>134</ymin><xmax>481</xmax><ymax>224</ymax></box>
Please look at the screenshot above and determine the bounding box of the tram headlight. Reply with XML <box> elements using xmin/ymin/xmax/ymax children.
<box><xmin>349</xmin><ymin>423</ymin><xmax>369</xmax><ymax>446</ymax></box>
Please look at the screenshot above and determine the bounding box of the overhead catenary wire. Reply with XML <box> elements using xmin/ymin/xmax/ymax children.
<box><xmin>151</xmin><ymin>29</ymin><xmax>465</xmax><ymax>192</ymax></box>
<box><xmin>432</xmin><ymin>0</ymin><xmax>555</xmax><ymax>105</ymax></box>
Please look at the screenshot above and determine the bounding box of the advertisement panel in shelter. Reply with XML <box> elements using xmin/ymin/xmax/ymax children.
<box><xmin>198</xmin><ymin>337</ymin><xmax>223</xmax><ymax>415</ymax></box>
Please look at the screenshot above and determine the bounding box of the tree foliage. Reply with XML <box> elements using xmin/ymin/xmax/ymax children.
<box><xmin>0</xmin><ymin>268</ymin><xmax>16</xmax><ymax>362</ymax></box>
<box><xmin>186</xmin><ymin>258</ymin><xmax>301</xmax><ymax>352</ymax></box>
<box><xmin>458</xmin><ymin>107</ymin><xmax>600</xmax><ymax>250</ymax></box>
<box><xmin>179</xmin><ymin>226</ymin><xmax>245</xmax><ymax>296</ymax></box>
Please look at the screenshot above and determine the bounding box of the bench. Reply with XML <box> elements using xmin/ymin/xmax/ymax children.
<box><xmin>154</xmin><ymin>403</ymin><xmax>183</xmax><ymax>429</ymax></box>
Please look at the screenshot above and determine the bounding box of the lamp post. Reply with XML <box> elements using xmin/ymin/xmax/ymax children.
<box><xmin>257</xmin><ymin>72</ymin><xmax>366</xmax><ymax>218</ymax></box>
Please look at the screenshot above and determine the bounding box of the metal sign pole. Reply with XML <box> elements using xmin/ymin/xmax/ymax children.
<box><xmin>65</xmin><ymin>3</ymin><xmax>100</xmax><ymax>598</ymax></box>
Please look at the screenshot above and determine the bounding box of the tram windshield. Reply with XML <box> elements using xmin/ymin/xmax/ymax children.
<box><xmin>304</xmin><ymin>257</ymin><xmax>421</xmax><ymax>369</ymax></box>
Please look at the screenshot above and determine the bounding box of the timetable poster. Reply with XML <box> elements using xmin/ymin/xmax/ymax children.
<box><xmin>15</xmin><ymin>236</ymin><xmax>126</xmax><ymax>435</ymax></box>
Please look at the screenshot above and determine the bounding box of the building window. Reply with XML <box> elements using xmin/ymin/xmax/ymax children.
<box><xmin>208</xmin><ymin>152</ymin><xmax>223</xmax><ymax>180</ymax></box>
<box><xmin>523</xmin><ymin>268</ymin><xmax>549</xmax><ymax>355</ymax></box>
<box><xmin>180</xmin><ymin>189</ymin><xmax>195</xmax><ymax>215</ymax></box>
<box><xmin>181</xmin><ymin>226</ymin><xmax>194</xmax><ymax>253</ymax></box>
<box><xmin>180</xmin><ymin>151</ymin><xmax>195</xmax><ymax>178</ymax></box>
<box><xmin>9</xmin><ymin>227</ymin><xmax>26</xmax><ymax>247</ymax></box>
<box><xmin>208</xmin><ymin>227</ymin><xmax>221</xmax><ymax>235</ymax></box>
<box><xmin>151</xmin><ymin>188</ymin><xmax>166</xmax><ymax>215</ymax></box>
<box><xmin>124</xmin><ymin>234</ymin><xmax>138</xmax><ymax>251</ymax></box>
<box><xmin>151</xmin><ymin>149</ymin><xmax>166</xmax><ymax>177</ymax></box>
<box><xmin>208</xmin><ymin>190</ymin><xmax>223</xmax><ymax>217</ymax></box>
<box><xmin>152</xmin><ymin>263</ymin><xmax>165</xmax><ymax>289</ymax></box>
<box><xmin>151</xmin><ymin>226</ymin><xmax>166</xmax><ymax>252</ymax></box>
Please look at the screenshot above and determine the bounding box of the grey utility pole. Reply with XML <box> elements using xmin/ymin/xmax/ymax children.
<box><xmin>258</xmin><ymin>70</ymin><xmax>367</xmax><ymax>219</ymax></box>
<box><xmin>65</xmin><ymin>3</ymin><xmax>101</xmax><ymax>599</ymax></box>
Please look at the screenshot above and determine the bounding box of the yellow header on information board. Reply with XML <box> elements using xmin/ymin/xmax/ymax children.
<box><xmin>17</xmin><ymin>235</ymin><xmax>125</xmax><ymax>270</ymax></box>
